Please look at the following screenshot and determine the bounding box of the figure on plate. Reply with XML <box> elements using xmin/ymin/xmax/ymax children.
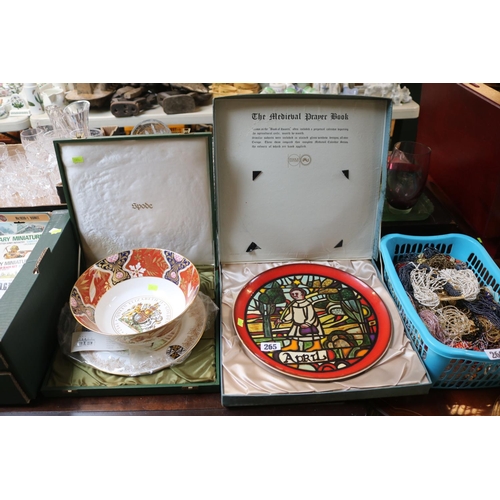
<box><xmin>275</xmin><ymin>287</ymin><xmax>325</xmax><ymax>351</ymax></box>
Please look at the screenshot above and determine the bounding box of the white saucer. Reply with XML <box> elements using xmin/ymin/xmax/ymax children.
<box><xmin>80</xmin><ymin>295</ymin><xmax>207</xmax><ymax>376</ymax></box>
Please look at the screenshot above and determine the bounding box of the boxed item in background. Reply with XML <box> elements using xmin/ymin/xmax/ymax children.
<box><xmin>0</xmin><ymin>210</ymin><xmax>78</xmax><ymax>404</ymax></box>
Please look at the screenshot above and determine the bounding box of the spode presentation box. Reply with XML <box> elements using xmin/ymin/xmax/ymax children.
<box><xmin>213</xmin><ymin>94</ymin><xmax>432</xmax><ymax>406</ymax></box>
<box><xmin>0</xmin><ymin>210</ymin><xmax>79</xmax><ymax>404</ymax></box>
<box><xmin>41</xmin><ymin>133</ymin><xmax>220</xmax><ymax>397</ymax></box>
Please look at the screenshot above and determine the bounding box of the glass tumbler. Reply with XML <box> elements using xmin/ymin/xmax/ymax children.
<box><xmin>386</xmin><ymin>141</ymin><xmax>432</xmax><ymax>214</ymax></box>
<box><xmin>63</xmin><ymin>100</ymin><xmax>91</xmax><ymax>139</ymax></box>
<box><xmin>20</xmin><ymin>127</ymin><xmax>45</xmax><ymax>152</ymax></box>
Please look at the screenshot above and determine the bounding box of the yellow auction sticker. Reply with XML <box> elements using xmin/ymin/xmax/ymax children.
<box><xmin>72</xmin><ymin>156</ymin><xmax>84</xmax><ymax>163</ymax></box>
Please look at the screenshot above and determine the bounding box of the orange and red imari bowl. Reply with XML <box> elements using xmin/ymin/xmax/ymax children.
<box><xmin>69</xmin><ymin>248</ymin><xmax>200</xmax><ymax>345</ymax></box>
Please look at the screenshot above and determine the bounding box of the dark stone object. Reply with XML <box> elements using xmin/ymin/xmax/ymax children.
<box><xmin>157</xmin><ymin>92</ymin><xmax>196</xmax><ymax>114</ymax></box>
<box><xmin>110</xmin><ymin>86</ymin><xmax>157</xmax><ymax>117</ymax></box>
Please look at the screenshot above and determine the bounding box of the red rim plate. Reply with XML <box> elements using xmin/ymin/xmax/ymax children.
<box><xmin>233</xmin><ymin>263</ymin><xmax>392</xmax><ymax>381</ymax></box>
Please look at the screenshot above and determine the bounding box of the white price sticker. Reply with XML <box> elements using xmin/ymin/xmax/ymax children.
<box><xmin>71</xmin><ymin>330</ymin><xmax>128</xmax><ymax>352</ymax></box>
<box><xmin>75</xmin><ymin>337</ymin><xmax>95</xmax><ymax>348</ymax></box>
<box><xmin>260</xmin><ymin>341</ymin><xmax>281</xmax><ymax>352</ymax></box>
<box><xmin>484</xmin><ymin>349</ymin><xmax>500</xmax><ymax>361</ymax></box>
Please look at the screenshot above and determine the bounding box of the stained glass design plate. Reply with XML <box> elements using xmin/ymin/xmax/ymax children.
<box><xmin>233</xmin><ymin>263</ymin><xmax>392</xmax><ymax>381</ymax></box>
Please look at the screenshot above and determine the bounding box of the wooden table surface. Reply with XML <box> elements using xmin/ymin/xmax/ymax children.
<box><xmin>2</xmin><ymin>386</ymin><xmax>499</xmax><ymax>416</ymax></box>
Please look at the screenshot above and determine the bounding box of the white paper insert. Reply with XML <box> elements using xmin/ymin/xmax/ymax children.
<box><xmin>59</xmin><ymin>135</ymin><xmax>214</xmax><ymax>267</ymax></box>
<box><xmin>214</xmin><ymin>97</ymin><xmax>390</xmax><ymax>264</ymax></box>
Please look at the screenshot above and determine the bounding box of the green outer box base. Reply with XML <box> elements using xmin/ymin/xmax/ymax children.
<box><xmin>0</xmin><ymin>210</ymin><xmax>79</xmax><ymax>404</ymax></box>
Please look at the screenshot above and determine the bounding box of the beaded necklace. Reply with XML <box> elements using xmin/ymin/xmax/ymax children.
<box><xmin>395</xmin><ymin>248</ymin><xmax>500</xmax><ymax>350</ymax></box>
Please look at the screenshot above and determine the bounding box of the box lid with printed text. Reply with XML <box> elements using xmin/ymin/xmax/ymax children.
<box><xmin>213</xmin><ymin>94</ymin><xmax>432</xmax><ymax>406</ymax></box>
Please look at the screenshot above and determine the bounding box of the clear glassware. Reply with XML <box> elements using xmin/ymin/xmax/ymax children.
<box><xmin>1</xmin><ymin>172</ymin><xmax>15</xmax><ymax>202</ymax></box>
<box><xmin>0</xmin><ymin>141</ymin><xmax>61</xmax><ymax>207</ymax></box>
<box><xmin>63</xmin><ymin>100</ymin><xmax>90</xmax><ymax>138</ymax></box>
<box><xmin>45</xmin><ymin>104</ymin><xmax>72</xmax><ymax>136</ymax></box>
<box><xmin>20</xmin><ymin>127</ymin><xmax>45</xmax><ymax>152</ymax></box>
<box><xmin>386</xmin><ymin>141</ymin><xmax>432</xmax><ymax>214</ymax></box>
<box><xmin>42</xmin><ymin>128</ymin><xmax>67</xmax><ymax>157</ymax></box>
<box><xmin>0</xmin><ymin>142</ymin><xmax>8</xmax><ymax>164</ymax></box>
<box><xmin>6</xmin><ymin>161</ymin><xmax>31</xmax><ymax>205</ymax></box>
<box><xmin>46</xmin><ymin>163</ymin><xmax>62</xmax><ymax>188</ymax></box>
<box><xmin>131</xmin><ymin>119</ymin><xmax>171</xmax><ymax>135</ymax></box>
<box><xmin>29</xmin><ymin>171</ymin><xmax>56</xmax><ymax>205</ymax></box>
<box><xmin>24</xmin><ymin>142</ymin><xmax>51</xmax><ymax>170</ymax></box>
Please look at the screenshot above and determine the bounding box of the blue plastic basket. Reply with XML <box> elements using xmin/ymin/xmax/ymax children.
<box><xmin>380</xmin><ymin>233</ymin><xmax>500</xmax><ymax>388</ymax></box>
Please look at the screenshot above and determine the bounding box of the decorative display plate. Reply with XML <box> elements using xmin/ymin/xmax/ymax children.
<box><xmin>233</xmin><ymin>263</ymin><xmax>392</xmax><ymax>381</ymax></box>
<box><xmin>80</xmin><ymin>295</ymin><xmax>207</xmax><ymax>376</ymax></box>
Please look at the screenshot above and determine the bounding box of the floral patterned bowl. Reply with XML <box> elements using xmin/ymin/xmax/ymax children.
<box><xmin>69</xmin><ymin>248</ymin><xmax>200</xmax><ymax>345</ymax></box>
